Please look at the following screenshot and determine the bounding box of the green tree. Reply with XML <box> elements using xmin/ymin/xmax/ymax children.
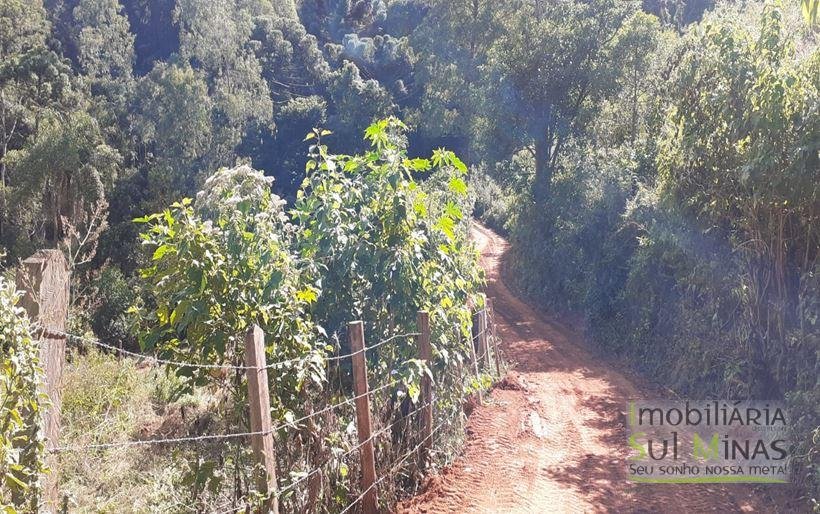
<box><xmin>290</xmin><ymin>119</ymin><xmax>483</xmax><ymax>508</ymax></box>
<box><xmin>411</xmin><ymin>0</ymin><xmax>507</xmax><ymax>156</ymax></box>
<box><xmin>0</xmin><ymin>0</ymin><xmax>72</xmax><ymax>249</ymax></box>
<box><xmin>73</xmin><ymin>0</ymin><xmax>134</xmax><ymax>81</ymax></box>
<box><xmin>132</xmin><ymin>62</ymin><xmax>213</xmax><ymax>206</ymax></box>
<box><xmin>174</xmin><ymin>0</ymin><xmax>274</xmax><ymax>172</ymax></box>
<box><xmin>4</xmin><ymin>110</ymin><xmax>118</xmax><ymax>266</ymax></box>
<box><xmin>175</xmin><ymin>0</ymin><xmax>254</xmax><ymax>74</ymax></box>
<box><xmin>486</xmin><ymin>0</ymin><xmax>637</xmax><ymax>203</ymax></box>
<box><xmin>136</xmin><ymin>165</ymin><xmax>322</xmax><ymax>398</ymax></box>
<box><xmin>72</xmin><ymin>0</ymin><xmax>136</xmax><ymax>175</ymax></box>
<box><xmin>327</xmin><ymin>61</ymin><xmax>394</xmax><ymax>151</ymax></box>
<box><xmin>294</xmin><ymin>118</ymin><xmax>480</xmax><ymax>343</ymax></box>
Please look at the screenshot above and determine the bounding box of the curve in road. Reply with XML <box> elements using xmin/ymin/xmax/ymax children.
<box><xmin>399</xmin><ymin>223</ymin><xmax>793</xmax><ymax>514</ymax></box>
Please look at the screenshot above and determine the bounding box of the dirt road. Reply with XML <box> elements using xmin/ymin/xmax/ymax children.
<box><xmin>399</xmin><ymin>223</ymin><xmax>794</xmax><ymax>513</ymax></box>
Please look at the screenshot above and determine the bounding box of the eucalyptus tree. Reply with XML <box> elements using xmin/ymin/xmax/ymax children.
<box><xmin>174</xmin><ymin>0</ymin><xmax>274</xmax><ymax>165</ymax></box>
<box><xmin>0</xmin><ymin>0</ymin><xmax>51</xmax><ymax>240</ymax></box>
<box><xmin>4</xmin><ymin>111</ymin><xmax>118</xmax><ymax>265</ymax></box>
<box><xmin>74</xmin><ymin>0</ymin><xmax>135</xmax><ymax>81</ymax></box>
<box><xmin>327</xmin><ymin>61</ymin><xmax>394</xmax><ymax>152</ymax></box>
<box><xmin>242</xmin><ymin>11</ymin><xmax>331</xmax><ymax>192</ymax></box>
<box><xmin>0</xmin><ymin>0</ymin><xmax>86</xmax><ymax>255</ymax></box>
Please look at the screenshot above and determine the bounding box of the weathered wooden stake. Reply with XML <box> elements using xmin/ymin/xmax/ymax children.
<box><xmin>478</xmin><ymin>297</ymin><xmax>491</xmax><ymax>370</ymax></box>
<box><xmin>244</xmin><ymin>325</ymin><xmax>279</xmax><ymax>514</ymax></box>
<box><xmin>16</xmin><ymin>249</ymin><xmax>69</xmax><ymax>511</ymax></box>
<box><xmin>486</xmin><ymin>298</ymin><xmax>502</xmax><ymax>375</ymax></box>
<box><xmin>348</xmin><ymin>321</ymin><xmax>378</xmax><ymax>514</ymax></box>
<box><xmin>416</xmin><ymin>311</ymin><xmax>433</xmax><ymax>467</ymax></box>
<box><xmin>469</xmin><ymin>309</ymin><xmax>483</xmax><ymax>404</ymax></box>
<box><xmin>471</xmin><ymin>311</ymin><xmax>480</xmax><ymax>369</ymax></box>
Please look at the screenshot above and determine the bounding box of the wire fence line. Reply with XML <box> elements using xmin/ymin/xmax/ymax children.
<box><xmin>43</xmin><ymin>319</ymin><xmax>468</xmax><ymax>452</ymax></box>
<box><xmin>33</xmin><ymin>298</ymin><xmax>501</xmax><ymax>512</ymax></box>
<box><xmin>50</xmin><ymin>378</ymin><xmax>402</xmax><ymax>453</ymax></box>
<box><xmin>323</xmin><ymin>331</ymin><xmax>421</xmax><ymax>364</ymax></box>
<box><xmin>40</xmin><ymin>328</ymin><xmax>420</xmax><ymax>372</ymax></box>
<box><xmin>339</xmin><ymin>420</ymin><xmax>445</xmax><ymax>514</ymax></box>
<box><xmin>277</xmin><ymin>399</ymin><xmax>435</xmax><ymax>498</ymax></box>
<box><xmin>208</xmin><ymin>404</ymin><xmax>438</xmax><ymax>514</ymax></box>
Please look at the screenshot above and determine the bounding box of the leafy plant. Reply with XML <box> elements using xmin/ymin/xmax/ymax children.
<box><xmin>0</xmin><ymin>273</ymin><xmax>46</xmax><ymax>512</ymax></box>
<box><xmin>135</xmin><ymin>165</ymin><xmax>324</xmax><ymax>406</ymax></box>
<box><xmin>291</xmin><ymin>118</ymin><xmax>483</xmax><ymax>507</ymax></box>
<box><xmin>131</xmin><ymin>118</ymin><xmax>484</xmax><ymax>511</ymax></box>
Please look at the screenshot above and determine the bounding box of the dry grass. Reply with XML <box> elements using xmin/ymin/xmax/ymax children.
<box><xmin>58</xmin><ymin>348</ymin><xmax>215</xmax><ymax>513</ymax></box>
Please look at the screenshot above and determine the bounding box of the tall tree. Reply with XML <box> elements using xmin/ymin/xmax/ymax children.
<box><xmin>74</xmin><ymin>0</ymin><xmax>135</xmax><ymax>82</ymax></box>
<box><xmin>411</xmin><ymin>0</ymin><xmax>507</xmax><ymax>157</ymax></box>
<box><xmin>174</xmin><ymin>0</ymin><xmax>274</xmax><ymax>170</ymax></box>
<box><xmin>0</xmin><ymin>0</ymin><xmax>78</xmax><ymax>249</ymax></box>
<box><xmin>487</xmin><ymin>0</ymin><xmax>638</xmax><ymax>204</ymax></box>
<box><xmin>4</xmin><ymin>110</ymin><xmax>118</xmax><ymax>266</ymax></box>
<box><xmin>132</xmin><ymin>62</ymin><xmax>214</xmax><ymax>206</ymax></box>
<box><xmin>0</xmin><ymin>0</ymin><xmax>50</xmax><ymax>211</ymax></box>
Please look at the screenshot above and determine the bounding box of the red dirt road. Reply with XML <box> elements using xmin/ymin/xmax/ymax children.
<box><xmin>399</xmin><ymin>223</ymin><xmax>796</xmax><ymax>513</ymax></box>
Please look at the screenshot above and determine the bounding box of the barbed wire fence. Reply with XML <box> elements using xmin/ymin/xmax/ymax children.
<box><xmin>16</xmin><ymin>252</ymin><xmax>504</xmax><ymax>513</ymax></box>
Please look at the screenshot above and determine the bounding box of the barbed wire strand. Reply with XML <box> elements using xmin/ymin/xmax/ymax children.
<box><xmin>339</xmin><ymin>421</ymin><xmax>444</xmax><ymax>514</ymax></box>
<box><xmin>40</xmin><ymin>308</ymin><xmax>484</xmax><ymax>509</ymax></box>
<box><xmin>277</xmin><ymin>399</ymin><xmax>434</xmax><ymax>497</ymax></box>
<box><xmin>51</xmin><ymin>379</ymin><xmax>401</xmax><ymax>453</ymax></box>
<box><xmin>270</xmin><ymin>378</ymin><xmax>399</xmax><ymax>435</ymax></box>
<box><xmin>321</xmin><ymin>332</ymin><xmax>420</xmax><ymax>364</ymax></box>
<box><xmin>43</xmin><ymin>329</ymin><xmax>419</xmax><ymax>372</ymax></box>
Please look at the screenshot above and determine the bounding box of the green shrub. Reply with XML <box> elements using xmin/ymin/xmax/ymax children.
<box><xmin>292</xmin><ymin>118</ymin><xmax>484</xmax><ymax>508</ymax></box>
<box><xmin>133</xmin><ymin>118</ymin><xmax>484</xmax><ymax>511</ymax></box>
<box><xmin>136</xmin><ymin>164</ymin><xmax>324</xmax><ymax>401</ymax></box>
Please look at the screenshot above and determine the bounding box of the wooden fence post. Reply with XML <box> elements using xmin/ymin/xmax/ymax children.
<box><xmin>244</xmin><ymin>325</ymin><xmax>279</xmax><ymax>514</ymax></box>
<box><xmin>471</xmin><ymin>311</ymin><xmax>480</xmax><ymax>369</ymax></box>
<box><xmin>478</xmin><ymin>297</ymin><xmax>491</xmax><ymax>370</ymax></box>
<box><xmin>416</xmin><ymin>311</ymin><xmax>433</xmax><ymax>467</ymax></box>
<box><xmin>348</xmin><ymin>321</ymin><xmax>378</xmax><ymax>514</ymax></box>
<box><xmin>486</xmin><ymin>298</ymin><xmax>501</xmax><ymax>376</ymax></box>
<box><xmin>469</xmin><ymin>309</ymin><xmax>483</xmax><ymax>404</ymax></box>
<box><xmin>16</xmin><ymin>249</ymin><xmax>69</xmax><ymax>511</ymax></box>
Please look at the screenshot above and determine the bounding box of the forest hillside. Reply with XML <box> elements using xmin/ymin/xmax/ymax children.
<box><xmin>0</xmin><ymin>0</ymin><xmax>818</xmax><ymax>512</ymax></box>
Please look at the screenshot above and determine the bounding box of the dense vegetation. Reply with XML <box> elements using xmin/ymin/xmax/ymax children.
<box><xmin>494</xmin><ymin>1</ymin><xmax>819</xmax><ymax>504</ymax></box>
<box><xmin>0</xmin><ymin>272</ymin><xmax>46</xmax><ymax>512</ymax></box>
<box><xmin>0</xmin><ymin>0</ymin><xmax>817</xmax><ymax>511</ymax></box>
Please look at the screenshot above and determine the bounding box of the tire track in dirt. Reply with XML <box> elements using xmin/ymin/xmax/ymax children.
<box><xmin>398</xmin><ymin>223</ymin><xmax>798</xmax><ymax>514</ymax></box>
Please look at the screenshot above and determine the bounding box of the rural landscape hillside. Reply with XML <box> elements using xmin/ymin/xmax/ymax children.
<box><xmin>1</xmin><ymin>0</ymin><xmax>817</xmax><ymax>512</ymax></box>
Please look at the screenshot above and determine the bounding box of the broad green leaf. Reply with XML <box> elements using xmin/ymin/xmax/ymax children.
<box><xmin>448</xmin><ymin>177</ymin><xmax>468</xmax><ymax>196</ymax></box>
